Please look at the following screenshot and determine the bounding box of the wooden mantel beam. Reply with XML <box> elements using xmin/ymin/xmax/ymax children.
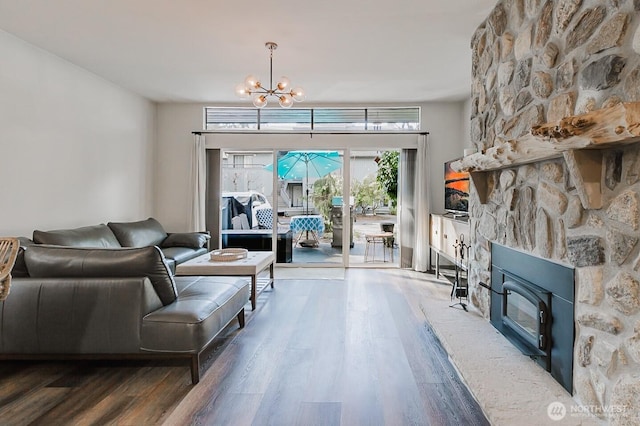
<box><xmin>453</xmin><ymin>102</ymin><xmax>640</xmax><ymax>173</ymax></box>
<box><xmin>454</xmin><ymin>102</ymin><xmax>640</xmax><ymax>209</ymax></box>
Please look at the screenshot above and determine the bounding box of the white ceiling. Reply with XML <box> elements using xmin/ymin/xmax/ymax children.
<box><xmin>0</xmin><ymin>0</ymin><xmax>497</xmax><ymax>104</ymax></box>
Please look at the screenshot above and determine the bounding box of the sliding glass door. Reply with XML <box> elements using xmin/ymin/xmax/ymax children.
<box><xmin>218</xmin><ymin>148</ymin><xmax>348</xmax><ymax>266</ymax></box>
<box><xmin>275</xmin><ymin>149</ymin><xmax>345</xmax><ymax>265</ymax></box>
<box><xmin>348</xmin><ymin>149</ymin><xmax>400</xmax><ymax>266</ymax></box>
<box><xmin>219</xmin><ymin>150</ymin><xmax>279</xmax><ymax>259</ymax></box>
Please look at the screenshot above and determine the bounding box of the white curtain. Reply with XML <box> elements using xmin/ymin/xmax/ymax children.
<box><xmin>189</xmin><ymin>134</ymin><xmax>207</xmax><ymax>232</ymax></box>
<box><xmin>412</xmin><ymin>134</ymin><xmax>430</xmax><ymax>272</ymax></box>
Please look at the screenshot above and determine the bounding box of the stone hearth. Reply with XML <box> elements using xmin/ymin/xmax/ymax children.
<box><xmin>464</xmin><ymin>1</ymin><xmax>640</xmax><ymax>424</ymax></box>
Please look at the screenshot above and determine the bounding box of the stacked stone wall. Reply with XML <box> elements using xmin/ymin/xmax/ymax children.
<box><xmin>470</xmin><ymin>1</ymin><xmax>640</xmax><ymax>423</ymax></box>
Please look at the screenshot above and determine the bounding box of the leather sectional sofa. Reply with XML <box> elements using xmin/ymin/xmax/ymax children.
<box><xmin>0</xmin><ymin>218</ymin><xmax>250</xmax><ymax>384</ymax></box>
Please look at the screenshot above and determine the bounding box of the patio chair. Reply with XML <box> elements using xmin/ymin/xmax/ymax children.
<box><xmin>0</xmin><ymin>237</ymin><xmax>20</xmax><ymax>301</ymax></box>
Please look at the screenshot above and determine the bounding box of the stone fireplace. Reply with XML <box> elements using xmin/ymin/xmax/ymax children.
<box><xmin>457</xmin><ymin>0</ymin><xmax>640</xmax><ymax>423</ymax></box>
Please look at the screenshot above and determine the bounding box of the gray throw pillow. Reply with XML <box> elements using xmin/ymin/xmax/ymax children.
<box><xmin>162</xmin><ymin>232</ymin><xmax>210</xmax><ymax>249</ymax></box>
<box><xmin>107</xmin><ymin>218</ymin><xmax>168</xmax><ymax>248</ymax></box>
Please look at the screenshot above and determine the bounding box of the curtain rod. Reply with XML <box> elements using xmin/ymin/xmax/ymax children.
<box><xmin>192</xmin><ymin>130</ymin><xmax>429</xmax><ymax>136</ymax></box>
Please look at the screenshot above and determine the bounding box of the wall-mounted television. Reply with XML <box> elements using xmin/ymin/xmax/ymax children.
<box><xmin>444</xmin><ymin>158</ymin><xmax>470</xmax><ymax>215</ymax></box>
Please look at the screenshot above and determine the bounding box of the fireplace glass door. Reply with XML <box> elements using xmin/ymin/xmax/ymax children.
<box><xmin>502</xmin><ymin>281</ymin><xmax>550</xmax><ymax>351</ymax></box>
<box><xmin>505</xmin><ymin>290</ymin><xmax>538</xmax><ymax>336</ymax></box>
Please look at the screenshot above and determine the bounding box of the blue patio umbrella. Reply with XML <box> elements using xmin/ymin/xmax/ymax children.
<box><xmin>264</xmin><ymin>150</ymin><xmax>342</xmax><ymax>213</ymax></box>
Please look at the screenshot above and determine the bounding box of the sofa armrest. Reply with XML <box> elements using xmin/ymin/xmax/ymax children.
<box><xmin>0</xmin><ymin>277</ymin><xmax>163</xmax><ymax>354</ymax></box>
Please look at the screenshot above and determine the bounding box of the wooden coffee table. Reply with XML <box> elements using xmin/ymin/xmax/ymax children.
<box><xmin>175</xmin><ymin>251</ymin><xmax>275</xmax><ymax>310</ymax></box>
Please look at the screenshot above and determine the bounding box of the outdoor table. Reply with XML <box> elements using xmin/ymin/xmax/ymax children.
<box><xmin>364</xmin><ymin>232</ymin><xmax>394</xmax><ymax>262</ymax></box>
<box><xmin>290</xmin><ymin>214</ymin><xmax>324</xmax><ymax>247</ymax></box>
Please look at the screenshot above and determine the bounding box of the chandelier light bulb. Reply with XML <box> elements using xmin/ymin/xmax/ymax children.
<box><xmin>291</xmin><ymin>87</ymin><xmax>306</xmax><ymax>102</ymax></box>
<box><xmin>253</xmin><ymin>94</ymin><xmax>268</xmax><ymax>108</ymax></box>
<box><xmin>235</xmin><ymin>42</ymin><xmax>305</xmax><ymax>108</ymax></box>
<box><xmin>277</xmin><ymin>76</ymin><xmax>290</xmax><ymax>91</ymax></box>
<box><xmin>235</xmin><ymin>83</ymin><xmax>251</xmax><ymax>99</ymax></box>
<box><xmin>279</xmin><ymin>94</ymin><xmax>293</xmax><ymax>108</ymax></box>
<box><xmin>244</xmin><ymin>75</ymin><xmax>261</xmax><ymax>89</ymax></box>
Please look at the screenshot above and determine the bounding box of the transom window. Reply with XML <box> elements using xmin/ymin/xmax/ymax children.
<box><xmin>204</xmin><ymin>107</ymin><xmax>420</xmax><ymax>131</ymax></box>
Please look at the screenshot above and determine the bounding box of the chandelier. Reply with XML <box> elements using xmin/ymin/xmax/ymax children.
<box><xmin>235</xmin><ymin>42</ymin><xmax>305</xmax><ymax>109</ymax></box>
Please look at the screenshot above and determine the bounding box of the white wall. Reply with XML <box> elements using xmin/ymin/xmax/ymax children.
<box><xmin>0</xmin><ymin>30</ymin><xmax>156</xmax><ymax>237</ymax></box>
<box><xmin>462</xmin><ymin>97</ymin><xmax>473</xmax><ymax>149</ymax></box>
<box><xmin>155</xmin><ymin>103</ymin><xmax>203</xmax><ymax>231</ymax></box>
<box><xmin>421</xmin><ymin>102</ymin><xmax>467</xmax><ymax>213</ymax></box>
<box><xmin>155</xmin><ymin>101</ymin><xmax>467</xmax><ymax>229</ymax></box>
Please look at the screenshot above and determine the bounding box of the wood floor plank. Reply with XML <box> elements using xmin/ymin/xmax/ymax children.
<box><xmin>363</xmin><ymin>273</ymin><xmax>429</xmax><ymax>425</ymax></box>
<box><xmin>167</xmin><ymin>279</ymin><xmax>314</xmax><ymax>425</ymax></box>
<box><xmin>250</xmin><ymin>347</ymin><xmax>314</xmax><ymax>426</ymax></box>
<box><xmin>71</xmin><ymin>394</ymin><xmax>136</xmax><ymax>426</ymax></box>
<box><xmin>339</xmin><ymin>309</ymin><xmax>385</xmax><ymax>425</ymax></box>
<box><xmin>0</xmin><ymin>363</ymin><xmax>65</xmax><ymax>405</ymax></box>
<box><xmin>340</xmin><ymin>279</ymin><xmax>385</xmax><ymax>425</ymax></box>
<box><xmin>302</xmin><ymin>282</ymin><xmax>347</xmax><ymax>404</ymax></box>
<box><xmin>0</xmin><ymin>387</ymin><xmax>70</xmax><ymax>426</ymax></box>
<box><xmin>248</xmin><ymin>283</ymin><xmax>333</xmax><ymax>425</ymax></box>
<box><xmin>295</xmin><ymin>401</ymin><xmax>342</xmax><ymax>426</ymax></box>
<box><xmin>389</xmin><ymin>273</ymin><xmax>491</xmax><ymax>425</ymax></box>
<box><xmin>27</xmin><ymin>366</ymin><xmax>136</xmax><ymax>424</ymax></box>
<box><xmin>226</xmin><ymin>281</ymin><xmax>314</xmax><ymax>397</ymax></box>
<box><xmin>114</xmin><ymin>366</ymin><xmax>191</xmax><ymax>425</ymax></box>
<box><xmin>194</xmin><ymin>392</ymin><xmax>263</xmax><ymax>426</ymax></box>
<box><xmin>386</xmin><ymin>276</ymin><xmax>457</xmax><ymax>385</ymax></box>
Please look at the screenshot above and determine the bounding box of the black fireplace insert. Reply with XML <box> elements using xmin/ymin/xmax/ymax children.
<box><xmin>490</xmin><ymin>244</ymin><xmax>574</xmax><ymax>393</ymax></box>
<box><xmin>501</xmin><ymin>277</ymin><xmax>552</xmax><ymax>370</ymax></box>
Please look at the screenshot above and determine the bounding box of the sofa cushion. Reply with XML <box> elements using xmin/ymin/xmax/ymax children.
<box><xmin>162</xmin><ymin>232</ymin><xmax>210</xmax><ymax>249</ymax></box>
<box><xmin>33</xmin><ymin>224</ymin><xmax>121</xmax><ymax>248</ymax></box>
<box><xmin>108</xmin><ymin>218</ymin><xmax>168</xmax><ymax>248</ymax></box>
<box><xmin>24</xmin><ymin>245</ymin><xmax>178</xmax><ymax>306</ymax></box>
<box><xmin>141</xmin><ymin>276</ymin><xmax>249</xmax><ymax>353</ymax></box>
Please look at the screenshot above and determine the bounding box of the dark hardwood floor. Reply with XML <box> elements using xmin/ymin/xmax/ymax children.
<box><xmin>0</xmin><ymin>269</ymin><xmax>489</xmax><ymax>426</ymax></box>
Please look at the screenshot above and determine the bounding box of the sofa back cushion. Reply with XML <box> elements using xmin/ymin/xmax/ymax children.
<box><xmin>24</xmin><ymin>245</ymin><xmax>177</xmax><ymax>305</ymax></box>
<box><xmin>108</xmin><ymin>218</ymin><xmax>168</xmax><ymax>248</ymax></box>
<box><xmin>33</xmin><ymin>224</ymin><xmax>121</xmax><ymax>248</ymax></box>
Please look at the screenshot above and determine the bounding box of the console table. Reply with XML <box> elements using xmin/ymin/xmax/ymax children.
<box><xmin>429</xmin><ymin>214</ymin><xmax>470</xmax><ymax>279</ymax></box>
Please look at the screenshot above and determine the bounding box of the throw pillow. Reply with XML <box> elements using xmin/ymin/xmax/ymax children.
<box><xmin>108</xmin><ymin>218</ymin><xmax>168</xmax><ymax>248</ymax></box>
<box><xmin>255</xmin><ymin>208</ymin><xmax>273</xmax><ymax>229</ymax></box>
<box><xmin>162</xmin><ymin>232</ymin><xmax>210</xmax><ymax>249</ymax></box>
